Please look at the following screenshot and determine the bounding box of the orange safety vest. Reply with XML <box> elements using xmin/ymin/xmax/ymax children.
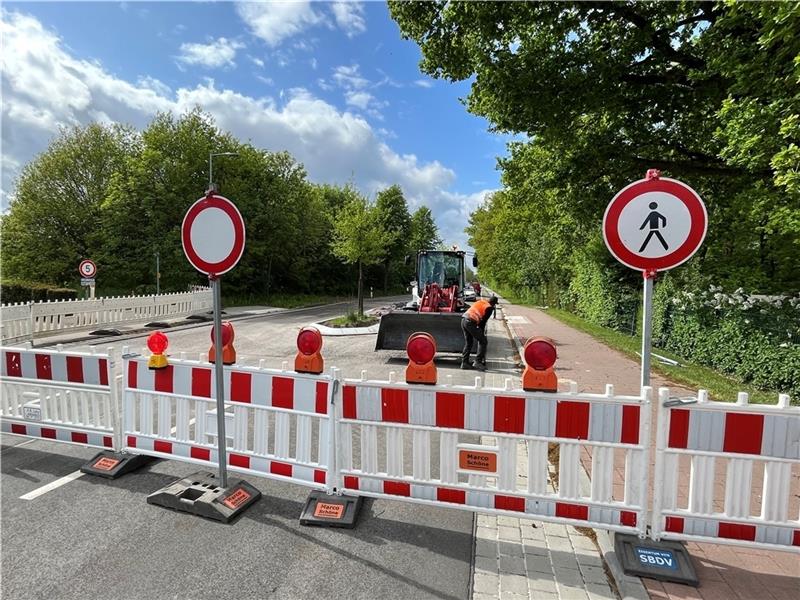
<box><xmin>465</xmin><ymin>299</ymin><xmax>492</xmax><ymax>323</ymax></box>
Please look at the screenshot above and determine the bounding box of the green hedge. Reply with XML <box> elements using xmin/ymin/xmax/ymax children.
<box><xmin>654</xmin><ymin>281</ymin><xmax>799</xmax><ymax>398</ymax></box>
<box><xmin>1</xmin><ymin>279</ymin><xmax>77</xmax><ymax>304</ymax></box>
<box><xmin>564</xmin><ymin>252</ymin><xmax>638</xmax><ymax>333</ymax></box>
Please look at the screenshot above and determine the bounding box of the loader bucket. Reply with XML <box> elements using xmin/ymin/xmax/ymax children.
<box><xmin>375</xmin><ymin>311</ymin><xmax>465</xmax><ymax>353</ymax></box>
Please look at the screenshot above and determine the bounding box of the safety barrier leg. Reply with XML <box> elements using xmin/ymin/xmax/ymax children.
<box><xmin>300</xmin><ymin>367</ymin><xmax>363</xmax><ymax>528</ymax></box>
<box><xmin>80</xmin><ymin>346</ymin><xmax>154</xmax><ymax>478</ymax></box>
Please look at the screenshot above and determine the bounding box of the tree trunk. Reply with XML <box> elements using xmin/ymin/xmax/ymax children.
<box><xmin>384</xmin><ymin>258</ymin><xmax>389</xmax><ymax>294</ymax></box>
<box><xmin>358</xmin><ymin>260</ymin><xmax>364</xmax><ymax>316</ymax></box>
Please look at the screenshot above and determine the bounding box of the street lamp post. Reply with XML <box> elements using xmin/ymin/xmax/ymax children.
<box><xmin>208</xmin><ymin>151</ymin><xmax>238</xmax><ymax>192</ymax></box>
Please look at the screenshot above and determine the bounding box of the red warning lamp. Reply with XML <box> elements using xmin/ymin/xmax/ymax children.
<box><xmin>147</xmin><ymin>331</ymin><xmax>169</xmax><ymax>370</ymax></box>
<box><xmin>406</xmin><ymin>332</ymin><xmax>437</xmax><ymax>385</ymax></box>
<box><xmin>522</xmin><ymin>337</ymin><xmax>558</xmax><ymax>392</ymax></box>
<box><xmin>208</xmin><ymin>321</ymin><xmax>236</xmax><ymax>365</ymax></box>
<box><xmin>295</xmin><ymin>327</ymin><xmax>323</xmax><ymax>374</ymax></box>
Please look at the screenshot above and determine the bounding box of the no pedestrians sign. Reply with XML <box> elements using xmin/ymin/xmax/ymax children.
<box><xmin>603</xmin><ymin>175</ymin><xmax>707</xmax><ymax>272</ymax></box>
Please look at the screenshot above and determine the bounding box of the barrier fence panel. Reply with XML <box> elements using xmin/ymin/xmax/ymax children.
<box><xmin>1</xmin><ymin>302</ymin><xmax>32</xmax><ymax>343</ymax></box>
<box><xmin>121</xmin><ymin>355</ymin><xmax>336</xmax><ymax>491</ymax></box>
<box><xmin>652</xmin><ymin>389</ymin><xmax>800</xmax><ymax>552</ymax></box>
<box><xmin>0</xmin><ymin>346</ymin><xmax>118</xmax><ymax>449</ymax></box>
<box><xmin>0</xmin><ymin>288</ymin><xmax>213</xmax><ymax>343</ymax></box>
<box><xmin>336</xmin><ymin>374</ymin><xmax>652</xmax><ymax>536</ymax></box>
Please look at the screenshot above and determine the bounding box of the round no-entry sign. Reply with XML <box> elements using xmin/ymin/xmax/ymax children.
<box><xmin>78</xmin><ymin>259</ymin><xmax>97</xmax><ymax>278</ymax></box>
<box><xmin>603</xmin><ymin>176</ymin><xmax>707</xmax><ymax>272</ymax></box>
<box><xmin>182</xmin><ymin>193</ymin><xmax>246</xmax><ymax>276</ymax></box>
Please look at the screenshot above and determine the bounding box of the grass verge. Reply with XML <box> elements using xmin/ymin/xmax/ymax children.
<box><xmin>326</xmin><ymin>312</ymin><xmax>379</xmax><ymax>328</ymax></box>
<box><xmin>223</xmin><ymin>293</ymin><xmax>353</xmax><ymax>309</ymax></box>
<box><xmin>494</xmin><ymin>286</ymin><xmax>783</xmax><ymax>404</ymax></box>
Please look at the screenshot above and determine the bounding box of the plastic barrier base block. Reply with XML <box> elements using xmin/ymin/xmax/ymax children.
<box><xmin>299</xmin><ymin>490</ymin><xmax>362</xmax><ymax>528</ymax></box>
<box><xmin>81</xmin><ymin>451</ymin><xmax>155</xmax><ymax>479</ymax></box>
<box><xmin>146</xmin><ymin>471</ymin><xmax>261</xmax><ymax>524</ymax></box>
<box><xmin>615</xmin><ymin>533</ymin><xmax>699</xmax><ymax>586</ymax></box>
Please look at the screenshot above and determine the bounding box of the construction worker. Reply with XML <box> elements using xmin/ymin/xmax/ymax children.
<box><xmin>461</xmin><ymin>295</ymin><xmax>498</xmax><ymax>371</ymax></box>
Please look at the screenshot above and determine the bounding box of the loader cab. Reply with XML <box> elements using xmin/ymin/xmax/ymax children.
<box><xmin>408</xmin><ymin>250</ymin><xmax>466</xmax><ymax>308</ymax></box>
<box><xmin>418</xmin><ymin>251</ymin><xmax>465</xmax><ymax>289</ymax></box>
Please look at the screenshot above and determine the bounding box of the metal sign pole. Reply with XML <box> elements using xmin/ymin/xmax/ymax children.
<box><xmin>211</xmin><ymin>276</ymin><xmax>228</xmax><ymax>487</ymax></box>
<box><xmin>640</xmin><ymin>272</ymin><xmax>655</xmax><ymax>389</ymax></box>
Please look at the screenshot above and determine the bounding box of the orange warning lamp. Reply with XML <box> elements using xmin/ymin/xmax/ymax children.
<box><xmin>208</xmin><ymin>321</ymin><xmax>236</xmax><ymax>365</ymax></box>
<box><xmin>147</xmin><ymin>331</ymin><xmax>169</xmax><ymax>370</ymax></box>
<box><xmin>406</xmin><ymin>332</ymin><xmax>437</xmax><ymax>385</ymax></box>
<box><xmin>522</xmin><ymin>337</ymin><xmax>558</xmax><ymax>392</ymax></box>
<box><xmin>295</xmin><ymin>327</ymin><xmax>324</xmax><ymax>374</ymax></box>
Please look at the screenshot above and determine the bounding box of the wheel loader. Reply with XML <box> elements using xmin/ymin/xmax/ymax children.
<box><xmin>375</xmin><ymin>250</ymin><xmax>477</xmax><ymax>353</ymax></box>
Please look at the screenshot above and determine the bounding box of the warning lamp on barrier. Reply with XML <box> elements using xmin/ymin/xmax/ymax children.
<box><xmin>522</xmin><ymin>337</ymin><xmax>558</xmax><ymax>392</ymax></box>
<box><xmin>295</xmin><ymin>327</ymin><xmax>324</xmax><ymax>374</ymax></box>
<box><xmin>147</xmin><ymin>331</ymin><xmax>170</xmax><ymax>370</ymax></box>
<box><xmin>405</xmin><ymin>332</ymin><xmax>437</xmax><ymax>385</ymax></box>
<box><xmin>208</xmin><ymin>321</ymin><xmax>237</xmax><ymax>365</ymax></box>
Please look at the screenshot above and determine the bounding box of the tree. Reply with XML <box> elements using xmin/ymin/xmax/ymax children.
<box><xmin>391</xmin><ymin>1</ymin><xmax>800</xmax><ymax>295</ymax></box>
<box><xmin>408</xmin><ymin>206</ymin><xmax>442</xmax><ymax>253</ymax></box>
<box><xmin>331</xmin><ymin>188</ymin><xmax>396</xmax><ymax>315</ymax></box>
<box><xmin>1</xmin><ymin>123</ymin><xmax>137</xmax><ymax>286</ymax></box>
<box><xmin>375</xmin><ymin>185</ymin><xmax>412</xmax><ymax>292</ymax></box>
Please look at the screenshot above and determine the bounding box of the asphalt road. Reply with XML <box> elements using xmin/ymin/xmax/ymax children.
<box><xmin>1</xmin><ymin>297</ymin><xmax>521</xmax><ymax>600</ymax></box>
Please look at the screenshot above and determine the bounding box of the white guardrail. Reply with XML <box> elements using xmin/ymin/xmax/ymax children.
<box><xmin>0</xmin><ymin>288</ymin><xmax>212</xmax><ymax>344</ymax></box>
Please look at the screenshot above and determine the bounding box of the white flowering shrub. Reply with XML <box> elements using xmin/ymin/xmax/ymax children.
<box><xmin>653</xmin><ymin>280</ymin><xmax>799</xmax><ymax>399</ymax></box>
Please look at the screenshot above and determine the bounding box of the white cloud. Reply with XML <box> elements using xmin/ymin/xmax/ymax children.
<box><xmin>176</xmin><ymin>37</ymin><xmax>244</xmax><ymax>69</ymax></box>
<box><xmin>137</xmin><ymin>76</ymin><xmax>171</xmax><ymax>98</ymax></box>
<box><xmin>1</xmin><ymin>10</ymin><xmax>484</xmax><ymax>249</ymax></box>
<box><xmin>414</xmin><ymin>79</ymin><xmax>434</xmax><ymax>88</ymax></box>
<box><xmin>330</xmin><ymin>2</ymin><xmax>366</xmax><ymax>38</ymax></box>
<box><xmin>332</xmin><ymin>64</ymin><xmax>368</xmax><ymax>90</ymax></box>
<box><xmin>235</xmin><ymin>2</ymin><xmax>322</xmax><ymax>47</ymax></box>
<box><xmin>345</xmin><ymin>91</ymin><xmax>373</xmax><ymax>110</ymax></box>
<box><xmin>248</xmin><ymin>54</ymin><xmax>265</xmax><ymax>68</ymax></box>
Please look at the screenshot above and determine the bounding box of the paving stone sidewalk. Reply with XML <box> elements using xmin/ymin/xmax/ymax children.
<box><xmin>471</xmin><ymin>434</ymin><xmax>617</xmax><ymax>600</ymax></box>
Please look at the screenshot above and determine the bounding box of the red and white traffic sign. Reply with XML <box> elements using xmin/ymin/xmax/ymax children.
<box><xmin>603</xmin><ymin>175</ymin><xmax>707</xmax><ymax>272</ymax></box>
<box><xmin>181</xmin><ymin>193</ymin><xmax>246</xmax><ymax>276</ymax></box>
<box><xmin>78</xmin><ymin>259</ymin><xmax>97</xmax><ymax>278</ymax></box>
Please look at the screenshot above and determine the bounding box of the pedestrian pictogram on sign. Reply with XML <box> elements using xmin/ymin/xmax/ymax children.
<box><xmin>603</xmin><ymin>175</ymin><xmax>707</xmax><ymax>272</ymax></box>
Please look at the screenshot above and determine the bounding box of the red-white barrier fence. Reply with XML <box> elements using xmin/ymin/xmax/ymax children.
<box><xmin>121</xmin><ymin>354</ymin><xmax>337</xmax><ymax>491</ymax></box>
<box><xmin>652</xmin><ymin>389</ymin><xmax>800</xmax><ymax>551</ymax></box>
<box><xmin>1</xmin><ymin>346</ymin><xmax>118</xmax><ymax>449</ymax></box>
<box><xmin>337</xmin><ymin>374</ymin><xmax>651</xmax><ymax>536</ymax></box>
<box><xmin>2</xmin><ymin>343</ymin><xmax>798</xmax><ymax>554</ymax></box>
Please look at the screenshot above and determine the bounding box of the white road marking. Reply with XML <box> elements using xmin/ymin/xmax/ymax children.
<box><xmin>20</xmin><ymin>470</ymin><xmax>85</xmax><ymax>500</ymax></box>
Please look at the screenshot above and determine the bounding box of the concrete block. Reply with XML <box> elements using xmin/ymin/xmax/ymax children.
<box><xmin>473</xmin><ymin>573</ymin><xmax>499</xmax><ymax>596</ymax></box>
<box><xmin>499</xmin><ymin>526</ymin><xmax>521</xmax><ymax>542</ymax></box>
<box><xmin>499</xmin><ymin>555</ymin><xmax>526</xmax><ymax>576</ymax></box>
<box><xmin>500</xmin><ymin>573</ymin><xmax>528</xmax><ymax>597</ymax></box>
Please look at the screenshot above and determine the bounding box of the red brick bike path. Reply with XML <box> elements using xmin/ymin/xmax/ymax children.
<box><xmin>500</xmin><ymin>302</ymin><xmax>799</xmax><ymax>600</ymax></box>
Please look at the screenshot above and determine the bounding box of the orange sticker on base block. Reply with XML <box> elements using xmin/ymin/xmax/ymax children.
<box><xmin>93</xmin><ymin>457</ymin><xmax>121</xmax><ymax>471</ymax></box>
<box><xmin>222</xmin><ymin>488</ymin><xmax>251</xmax><ymax>509</ymax></box>
<box><xmin>458</xmin><ymin>449</ymin><xmax>498</xmax><ymax>473</ymax></box>
<box><xmin>313</xmin><ymin>502</ymin><xmax>345</xmax><ymax>519</ymax></box>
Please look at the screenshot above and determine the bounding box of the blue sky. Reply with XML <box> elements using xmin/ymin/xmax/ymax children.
<box><xmin>1</xmin><ymin>2</ymin><xmax>512</xmax><ymax>248</ymax></box>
